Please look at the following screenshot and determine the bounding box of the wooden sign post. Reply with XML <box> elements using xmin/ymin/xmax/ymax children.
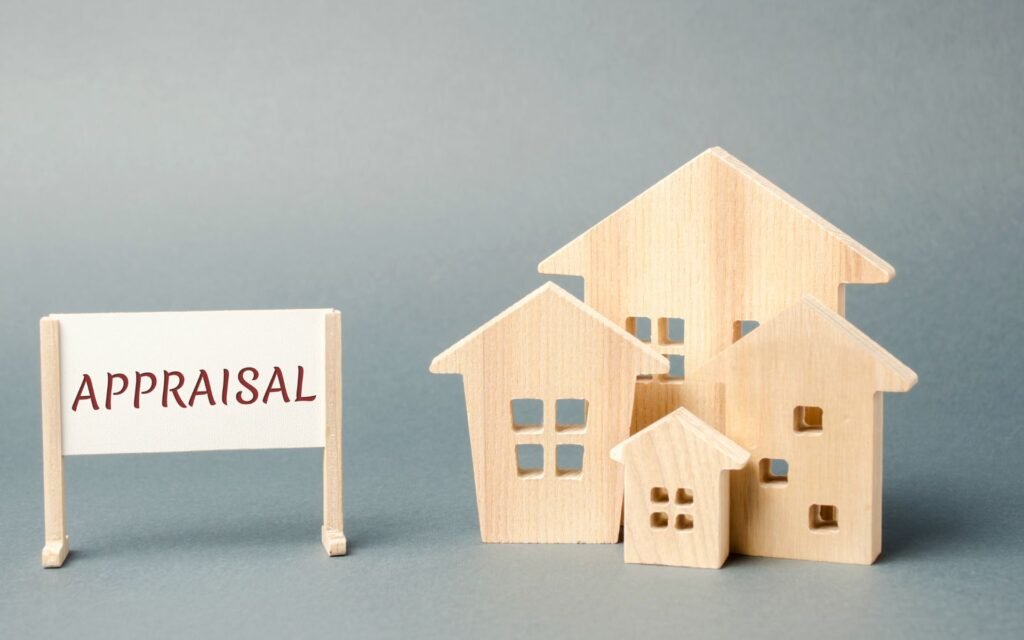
<box><xmin>38</xmin><ymin>309</ymin><xmax>346</xmax><ymax>568</ymax></box>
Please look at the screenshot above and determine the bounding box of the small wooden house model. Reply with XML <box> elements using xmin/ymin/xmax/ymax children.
<box><xmin>430</xmin><ymin>283</ymin><xmax>668</xmax><ymax>543</ymax></box>
<box><xmin>690</xmin><ymin>296</ymin><xmax>918</xmax><ymax>564</ymax></box>
<box><xmin>611</xmin><ymin>406</ymin><xmax>749</xmax><ymax>569</ymax></box>
<box><xmin>538</xmin><ymin>147</ymin><xmax>896</xmax><ymax>434</ymax></box>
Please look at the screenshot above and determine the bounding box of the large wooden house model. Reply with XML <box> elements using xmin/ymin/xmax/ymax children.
<box><xmin>430</xmin><ymin>283</ymin><xmax>668</xmax><ymax>543</ymax></box>
<box><xmin>538</xmin><ymin>147</ymin><xmax>896</xmax><ymax>434</ymax></box>
<box><xmin>690</xmin><ymin>296</ymin><xmax>918</xmax><ymax>564</ymax></box>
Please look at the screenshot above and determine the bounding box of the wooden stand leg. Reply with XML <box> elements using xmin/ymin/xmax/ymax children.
<box><xmin>40</xmin><ymin>318</ymin><xmax>69</xmax><ymax>568</ymax></box>
<box><xmin>321</xmin><ymin>311</ymin><xmax>347</xmax><ymax>556</ymax></box>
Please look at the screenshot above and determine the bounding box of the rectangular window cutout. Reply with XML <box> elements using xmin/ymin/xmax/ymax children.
<box><xmin>675</xmin><ymin>488</ymin><xmax>694</xmax><ymax>505</ymax></box>
<box><xmin>674</xmin><ymin>514</ymin><xmax>694</xmax><ymax>531</ymax></box>
<box><xmin>555</xmin><ymin>398</ymin><xmax>588</xmax><ymax>432</ymax></box>
<box><xmin>794</xmin><ymin>406</ymin><xmax>824</xmax><ymax>434</ymax></box>
<box><xmin>516</xmin><ymin>444</ymin><xmax>543</xmax><ymax>478</ymax></box>
<box><xmin>732</xmin><ymin>320</ymin><xmax>760</xmax><ymax>342</ymax></box>
<box><xmin>555</xmin><ymin>444</ymin><xmax>584</xmax><ymax>478</ymax></box>
<box><xmin>659</xmin><ymin>317</ymin><xmax>685</xmax><ymax>344</ymax></box>
<box><xmin>759</xmin><ymin>458</ymin><xmax>789</xmax><ymax>485</ymax></box>
<box><xmin>626</xmin><ymin>316</ymin><xmax>652</xmax><ymax>343</ymax></box>
<box><xmin>511</xmin><ymin>398</ymin><xmax>543</xmax><ymax>432</ymax></box>
<box><xmin>650</xmin><ymin>486</ymin><xmax>669</xmax><ymax>503</ymax></box>
<box><xmin>661</xmin><ymin>354</ymin><xmax>685</xmax><ymax>381</ymax></box>
<box><xmin>650</xmin><ymin>512</ymin><xmax>669</xmax><ymax>529</ymax></box>
<box><xmin>809</xmin><ymin>504</ymin><xmax>839</xmax><ymax>531</ymax></box>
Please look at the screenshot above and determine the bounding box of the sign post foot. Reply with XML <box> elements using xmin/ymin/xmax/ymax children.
<box><xmin>42</xmin><ymin>536</ymin><xmax>69</xmax><ymax>568</ymax></box>
<box><xmin>321</xmin><ymin>526</ymin><xmax>347</xmax><ymax>556</ymax></box>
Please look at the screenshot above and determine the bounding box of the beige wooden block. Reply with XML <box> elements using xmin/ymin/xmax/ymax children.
<box><xmin>611</xmin><ymin>406</ymin><xmax>749</xmax><ymax>569</ymax></box>
<box><xmin>430</xmin><ymin>282</ymin><xmax>668</xmax><ymax>543</ymax></box>
<box><xmin>322</xmin><ymin>310</ymin><xmax>347</xmax><ymax>556</ymax></box>
<box><xmin>690</xmin><ymin>296</ymin><xmax>917</xmax><ymax>565</ymax></box>
<box><xmin>539</xmin><ymin>146</ymin><xmax>894</xmax><ymax>434</ymax></box>
<box><xmin>40</xmin><ymin>318</ymin><xmax>69</xmax><ymax>568</ymax></box>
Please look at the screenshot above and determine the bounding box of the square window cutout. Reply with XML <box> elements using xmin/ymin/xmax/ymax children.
<box><xmin>659</xmin><ymin>317</ymin><xmax>685</xmax><ymax>344</ymax></box>
<box><xmin>516</xmin><ymin>444</ymin><xmax>543</xmax><ymax>478</ymax></box>
<box><xmin>675</xmin><ymin>488</ymin><xmax>694</xmax><ymax>505</ymax></box>
<box><xmin>661</xmin><ymin>355</ymin><xmax>685</xmax><ymax>381</ymax></box>
<box><xmin>732</xmin><ymin>320</ymin><xmax>760</xmax><ymax>342</ymax></box>
<box><xmin>511</xmin><ymin>398</ymin><xmax>543</xmax><ymax>432</ymax></box>
<box><xmin>759</xmin><ymin>458</ymin><xmax>789</xmax><ymax>485</ymax></box>
<box><xmin>674</xmin><ymin>514</ymin><xmax>694</xmax><ymax>531</ymax></box>
<box><xmin>650</xmin><ymin>512</ymin><xmax>669</xmax><ymax>529</ymax></box>
<box><xmin>650</xmin><ymin>486</ymin><xmax>669</xmax><ymax>503</ymax></box>
<box><xmin>555</xmin><ymin>444</ymin><xmax>584</xmax><ymax>478</ymax></box>
<box><xmin>794</xmin><ymin>406</ymin><xmax>823</xmax><ymax>434</ymax></box>
<box><xmin>626</xmin><ymin>316</ymin><xmax>652</xmax><ymax>343</ymax></box>
<box><xmin>555</xmin><ymin>398</ymin><xmax>588</xmax><ymax>432</ymax></box>
<box><xmin>809</xmin><ymin>504</ymin><xmax>839</xmax><ymax>531</ymax></box>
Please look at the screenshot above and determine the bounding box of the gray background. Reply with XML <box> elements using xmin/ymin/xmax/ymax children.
<box><xmin>1</xmin><ymin>1</ymin><xmax>1022</xmax><ymax>637</ymax></box>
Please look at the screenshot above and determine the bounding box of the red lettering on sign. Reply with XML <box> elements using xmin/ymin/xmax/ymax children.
<box><xmin>72</xmin><ymin>374</ymin><xmax>99</xmax><ymax>412</ymax></box>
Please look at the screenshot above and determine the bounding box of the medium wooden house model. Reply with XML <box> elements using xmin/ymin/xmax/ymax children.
<box><xmin>611</xmin><ymin>406</ymin><xmax>749</xmax><ymax>569</ymax></box>
<box><xmin>538</xmin><ymin>147</ymin><xmax>896</xmax><ymax>434</ymax></box>
<box><xmin>690</xmin><ymin>296</ymin><xmax>918</xmax><ymax>564</ymax></box>
<box><xmin>430</xmin><ymin>283</ymin><xmax>668</xmax><ymax>543</ymax></box>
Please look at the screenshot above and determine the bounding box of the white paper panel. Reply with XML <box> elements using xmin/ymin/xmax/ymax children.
<box><xmin>54</xmin><ymin>309</ymin><xmax>331</xmax><ymax>455</ymax></box>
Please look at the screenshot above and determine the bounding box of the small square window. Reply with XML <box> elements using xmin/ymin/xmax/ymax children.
<box><xmin>661</xmin><ymin>354</ymin><xmax>685</xmax><ymax>381</ymax></box>
<box><xmin>674</xmin><ymin>514</ymin><xmax>694</xmax><ymax>531</ymax></box>
<box><xmin>659</xmin><ymin>317</ymin><xmax>685</xmax><ymax>344</ymax></box>
<box><xmin>759</xmin><ymin>458</ymin><xmax>789</xmax><ymax>485</ymax></box>
<box><xmin>732</xmin><ymin>320</ymin><xmax>760</xmax><ymax>342</ymax></box>
<box><xmin>555</xmin><ymin>398</ymin><xmax>588</xmax><ymax>432</ymax></box>
<box><xmin>650</xmin><ymin>486</ymin><xmax>669</xmax><ymax>503</ymax></box>
<box><xmin>626</xmin><ymin>316</ymin><xmax>652</xmax><ymax>342</ymax></box>
<box><xmin>675</xmin><ymin>488</ymin><xmax>693</xmax><ymax>505</ymax></box>
<box><xmin>809</xmin><ymin>504</ymin><xmax>839</xmax><ymax>531</ymax></box>
<box><xmin>511</xmin><ymin>398</ymin><xmax>543</xmax><ymax>432</ymax></box>
<box><xmin>555</xmin><ymin>444</ymin><xmax>584</xmax><ymax>478</ymax></box>
<box><xmin>794</xmin><ymin>406</ymin><xmax>823</xmax><ymax>434</ymax></box>
<box><xmin>516</xmin><ymin>444</ymin><xmax>543</xmax><ymax>478</ymax></box>
<box><xmin>650</xmin><ymin>512</ymin><xmax>669</xmax><ymax>529</ymax></box>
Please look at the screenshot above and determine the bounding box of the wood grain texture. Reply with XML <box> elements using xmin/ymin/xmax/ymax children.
<box><xmin>538</xmin><ymin>146</ymin><xmax>894</xmax><ymax>436</ymax></box>
<box><xmin>322</xmin><ymin>310</ymin><xmax>347</xmax><ymax>556</ymax></box>
<box><xmin>40</xmin><ymin>317</ymin><xmax>69</xmax><ymax>568</ymax></box>
<box><xmin>431</xmin><ymin>283</ymin><xmax>669</xmax><ymax>543</ymax></box>
<box><xmin>611</xmin><ymin>406</ymin><xmax>749</xmax><ymax>569</ymax></box>
<box><xmin>691</xmin><ymin>296</ymin><xmax>917</xmax><ymax>564</ymax></box>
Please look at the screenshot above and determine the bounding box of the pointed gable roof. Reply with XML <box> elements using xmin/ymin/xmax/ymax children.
<box><xmin>696</xmin><ymin>295</ymin><xmax>918</xmax><ymax>393</ymax></box>
<box><xmin>430</xmin><ymin>282</ymin><xmax>669</xmax><ymax>375</ymax></box>
<box><xmin>538</xmin><ymin>147</ymin><xmax>894</xmax><ymax>284</ymax></box>
<box><xmin>610</xmin><ymin>406</ymin><xmax>749</xmax><ymax>469</ymax></box>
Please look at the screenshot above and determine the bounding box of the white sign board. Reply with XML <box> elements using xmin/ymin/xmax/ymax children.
<box><xmin>38</xmin><ymin>308</ymin><xmax>347</xmax><ymax>567</ymax></box>
<box><xmin>53</xmin><ymin>309</ymin><xmax>330</xmax><ymax>455</ymax></box>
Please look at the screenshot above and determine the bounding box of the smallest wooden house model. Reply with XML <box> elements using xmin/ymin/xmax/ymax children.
<box><xmin>430</xmin><ymin>283</ymin><xmax>668</xmax><ymax>543</ymax></box>
<box><xmin>611</xmin><ymin>407</ymin><xmax>749</xmax><ymax>569</ymax></box>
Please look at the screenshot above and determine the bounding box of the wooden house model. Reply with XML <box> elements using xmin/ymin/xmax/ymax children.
<box><xmin>430</xmin><ymin>283</ymin><xmax>668</xmax><ymax>543</ymax></box>
<box><xmin>690</xmin><ymin>296</ymin><xmax>918</xmax><ymax>564</ymax></box>
<box><xmin>610</xmin><ymin>406</ymin><xmax>749</xmax><ymax>569</ymax></box>
<box><xmin>538</xmin><ymin>147</ymin><xmax>896</xmax><ymax>434</ymax></box>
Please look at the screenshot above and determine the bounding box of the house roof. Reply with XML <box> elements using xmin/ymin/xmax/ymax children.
<box><xmin>429</xmin><ymin>282</ymin><xmax>669</xmax><ymax>375</ymax></box>
<box><xmin>610</xmin><ymin>406</ymin><xmax>749</xmax><ymax>469</ymax></box>
<box><xmin>538</xmin><ymin>147</ymin><xmax>894</xmax><ymax>284</ymax></box>
<box><xmin>697</xmin><ymin>295</ymin><xmax>918</xmax><ymax>392</ymax></box>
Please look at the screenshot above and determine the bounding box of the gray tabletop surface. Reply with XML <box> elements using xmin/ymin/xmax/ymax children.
<box><xmin>2</xmin><ymin>1</ymin><xmax>1022</xmax><ymax>638</ymax></box>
